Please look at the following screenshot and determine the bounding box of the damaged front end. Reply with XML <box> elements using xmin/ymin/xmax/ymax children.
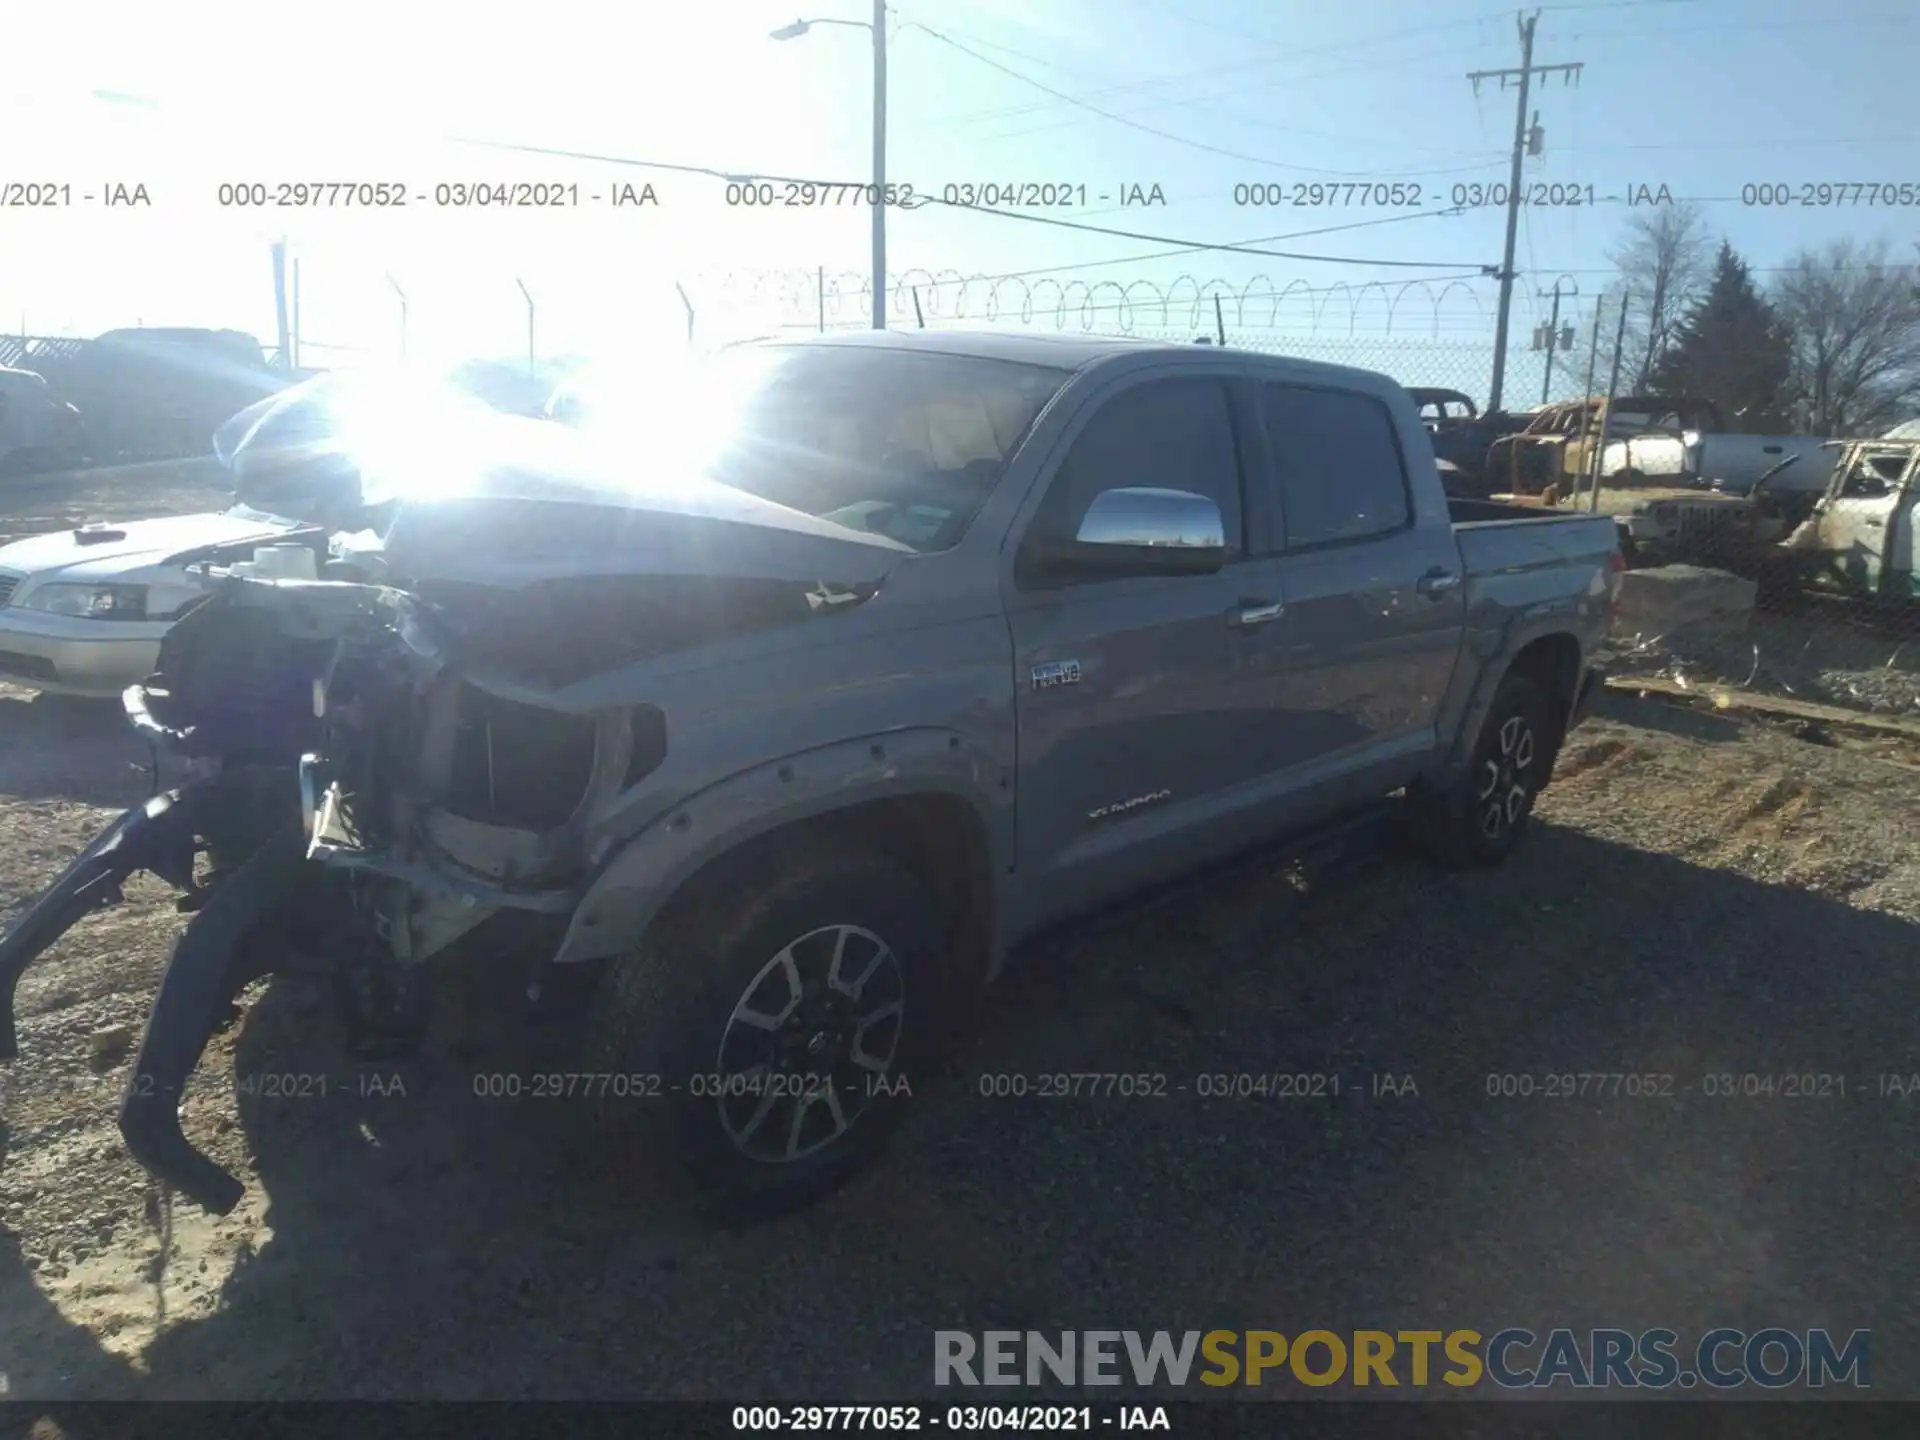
<box><xmin>0</xmin><ymin>486</ymin><xmax>896</xmax><ymax>1213</ymax></box>
<box><xmin>0</xmin><ymin>572</ymin><xmax>667</xmax><ymax>1213</ymax></box>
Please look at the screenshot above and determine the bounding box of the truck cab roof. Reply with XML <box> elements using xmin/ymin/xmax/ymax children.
<box><xmin>752</xmin><ymin>327</ymin><xmax>1405</xmax><ymax>395</ymax></box>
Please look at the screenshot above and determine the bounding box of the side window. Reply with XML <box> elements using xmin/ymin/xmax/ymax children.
<box><xmin>1839</xmin><ymin>453</ymin><xmax>1900</xmax><ymax>498</ymax></box>
<box><xmin>1261</xmin><ymin>384</ymin><xmax>1412</xmax><ymax>548</ymax></box>
<box><xmin>1035</xmin><ymin>377</ymin><xmax>1244</xmax><ymax>554</ymax></box>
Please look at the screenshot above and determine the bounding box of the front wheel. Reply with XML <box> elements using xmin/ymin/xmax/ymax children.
<box><xmin>583</xmin><ymin>844</ymin><xmax>948</xmax><ymax>1218</ymax></box>
<box><xmin>1406</xmin><ymin>674</ymin><xmax>1558</xmax><ymax>869</ymax></box>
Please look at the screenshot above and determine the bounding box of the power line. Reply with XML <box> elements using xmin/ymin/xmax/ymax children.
<box><xmin>1520</xmin><ymin>262</ymin><xmax>1915</xmax><ymax>276</ymax></box>
<box><xmin>928</xmin><ymin>0</ymin><xmax>1701</xmax><ymax>132</ymax></box>
<box><xmin>1533</xmin><ymin>136</ymin><xmax>1920</xmax><ymax>152</ymax></box>
<box><xmin>449</xmin><ymin>136</ymin><xmax>1498</xmax><ymax>271</ymax></box>
<box><xmin>905</xmin><ymin>23</ymin><xmax>1113</xmax><ymax>81</ymax></box>
<box><xmin>910</xmin><ymin>24</ymin><xmax>1508</xmax><ymax>179</ymax></box>
<box><xmin>1120</xmin><ymin>1</ymin><xmax>1507</xmax><ymax>63</ymax></box>
<box><xmin>918</xmin><ymin>10</ymin><xmax>1526</xmax><ymax>135</ymax></box>
<box><xmin>1540</xmin><ymin>0</ymin><xmax>1700</xmax><ymax>9</ymax></box>
<box><xmin>975</xmin><ymin>46</ymin><xmax>1514</xmax><ymax>159</ymax></box>
<box><xmin>944</xmin><ymin>210</ymin><xmax>1496</xmax><ymax>286</ymax></box>
<box><xmin>911</xmin><ymin>23</ymin><xmax>1508</xmax><ymax>179</ymax></box>
<box><xmin>1565</xmin><ymin>10</ymin><xmax>1917</xmax><ymax>37</ymax></box>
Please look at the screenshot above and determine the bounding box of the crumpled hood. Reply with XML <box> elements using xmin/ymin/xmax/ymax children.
<box><xmin>0</xmin><ymin>510</ymin><xmax>298</xmax><ymax>580</ymax></box>
<box><xmin>217</xmin><ymin>387</ymin><xmax>914</xmax><ymax>590</ymax></box>
<box><xmin>377</xmin><ymin>457</ymin><xmax>914</xmax><ymax>591</ymax></box>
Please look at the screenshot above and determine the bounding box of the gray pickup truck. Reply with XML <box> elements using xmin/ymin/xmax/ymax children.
<box><xmin>0</xmin><ymin>332</ymin><xmax>1620</xmax><ymax>1219</ymax></box>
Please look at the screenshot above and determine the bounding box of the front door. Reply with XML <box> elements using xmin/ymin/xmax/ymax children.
<box><xmin>1811</xmin><ymin>446</ymin><xmax>1914</xmax><ymax>596</ymax></box>
<box><xmin>1004</xmin><ymin>371</ymin><xmax>1288</xmax><ymax>932</ymax></box>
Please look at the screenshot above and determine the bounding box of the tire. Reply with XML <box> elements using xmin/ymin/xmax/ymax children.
<box><xmin>582</xmin><ymin>842</ymin><xmax>947</xmax><ymax>1220</ymax></box>
<box><xmin>1406</xmin><ymin>673</ymin><xmax>1559</xmax><ymax>869</ymax></box>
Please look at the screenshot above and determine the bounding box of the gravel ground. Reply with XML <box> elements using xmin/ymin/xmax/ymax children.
<box><xmin>4</xmin><ymin>691</ymin><xmax>1920</xmax><ymax>1400</ymax></box>
<box><xmin>0</xmin><ymin>457</ymin><xmax>230</xmax><ymax>547</ymax></box>
<box><xmin>1608</xmin><ymin>591</ymin><xmax>1920</xmax><ymax>719</ymax></box>
<box><xmin>4</xmin><ymin>464</ymin><xmax>1920</xmax><ymax>1401</ymax></box>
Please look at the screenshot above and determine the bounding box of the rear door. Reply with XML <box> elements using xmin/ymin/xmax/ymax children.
<box><xmin>1004</xmin><ymin>369</ymin><xmax>1289</xmax><ymax>929</ymax></box>
<box><xmin>1256</xmin><ymin>380</ymin><xmax>1467</xmax><ymax>804</ymax></box>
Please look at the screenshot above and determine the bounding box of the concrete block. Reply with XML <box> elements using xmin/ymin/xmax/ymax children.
<box><xmin>1612</xmin><ymin>563</ymin><xmax>1756</xmax><ymax>641</ymax></box>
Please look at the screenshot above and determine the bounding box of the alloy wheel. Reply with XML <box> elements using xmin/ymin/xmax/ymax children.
<box><xmin>713</xmin><ymin>923</ymin><xmax>906</xmax><ymax>1164</ymax></box>
<box><xmin>1477</xmin><ymin>714</ymin><xmax>1537</xmax><ymax>841</ymax></box>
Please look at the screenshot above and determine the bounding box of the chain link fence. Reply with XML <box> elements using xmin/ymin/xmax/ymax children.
<box><xmin>11</xmin><ymin>272</ymin><xmax>1914</xmax><ymax>726</ymax></box>
<box><xmin>804</xmin><ymin>308</ymin><xmax>1920</xmax><ymax>726</ymax></box>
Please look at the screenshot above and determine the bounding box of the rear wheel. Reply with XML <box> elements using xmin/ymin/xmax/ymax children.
<box><xmin>583</xmin><ymin>843</ymin><xmax>947</xmax><ymax>1219</ymax></box>
<box><xmin>1406</xmin><ymin>673</ymin><xmax>1559</xmax><ymax>869</ymax></box>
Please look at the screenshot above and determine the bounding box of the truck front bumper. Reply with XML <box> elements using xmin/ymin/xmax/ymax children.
<box><xmin>0</xmin><ymin>607</ymin><xmax>170</xmax><ymax>697</ymax></box>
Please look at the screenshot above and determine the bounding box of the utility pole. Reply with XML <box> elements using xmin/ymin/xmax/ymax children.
<box><xmin>1469</xmin><ymin>11</ymin><xmax>1581</xmax><ymax>412</ymax></box>
<box><xmin>1535</xmin><ymin>276</ymin><xmax>1578</xmax><ymax>403</ymax></box>
<box><xmin>870</xmin><ymin>0</ymin><xmax>888</xmax><ymax>330</ymax></box>
<box><xmin>270</xmin><ymin>240</ymin><xmax>292</xmax><ymax>370</ymax></box>
<box><xmin>515</xmin><ymin>278</ymin><xmax>535</xmax><ymax>378</ymax></box>
<box><xmin>1539</xmin><ymin>287</ymin><xmax>1563</xmax><ymax>403</ymax></box>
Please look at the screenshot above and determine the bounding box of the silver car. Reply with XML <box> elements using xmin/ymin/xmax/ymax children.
<box><xmin>0</xmin><ymin>503</ymin><xmax>302</xmax><ymax>696</ymax></box>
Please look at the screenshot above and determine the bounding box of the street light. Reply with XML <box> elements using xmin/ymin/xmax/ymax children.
<box><xmin>771</xmin><ymin>5</ymin><xmax>887</xmax><ymax>330</ymax></box>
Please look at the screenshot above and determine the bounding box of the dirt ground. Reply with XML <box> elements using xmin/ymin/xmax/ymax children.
<box><xmin>4</xmin><ymin>465</ymin><xmax>1920</xmax><ymax>1400</ymax></box>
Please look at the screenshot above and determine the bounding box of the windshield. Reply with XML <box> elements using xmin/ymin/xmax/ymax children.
<box><xmin>565</xmin><ymin>346</ymin><xmax>1071</xmax><ymax>553</ymax></box>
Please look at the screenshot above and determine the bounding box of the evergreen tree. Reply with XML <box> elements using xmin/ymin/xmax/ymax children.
<box><xmin>1647</xmin><ymin>241</ymin><xmax>1793</xmax><ymax>431</ymax></box>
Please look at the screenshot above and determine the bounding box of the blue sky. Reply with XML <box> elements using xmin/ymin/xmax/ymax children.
<box><xmin>2</xmin><ymin>0</ymin><xmax>1915</xmax><ymax>373</ymax></box>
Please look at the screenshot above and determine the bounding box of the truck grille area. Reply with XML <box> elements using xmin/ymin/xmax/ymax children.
<box><xmin>1678</xmin><ymin>506</ymin><xmax>1739</xmax><ymax>542</ymax></box>
<box><xmin>0</xmin><ymin>573</ymin><xmax>19</xmax><ymax>608</ymax></box>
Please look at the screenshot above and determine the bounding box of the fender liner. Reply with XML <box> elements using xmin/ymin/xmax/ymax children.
<box><xmin>0</xmin><ymin>788</ymin><xmax>202</xmax><ymax>1061</ymax></box>
<box><xmin>551</xmin><ymin>727</ymin><xmax>1008</xmax><ymax>966</ymax></box>
<box><xmin>119</xmin><ymin>828</ymin><xmax>310</xmax><ymax>1215</ymax></box>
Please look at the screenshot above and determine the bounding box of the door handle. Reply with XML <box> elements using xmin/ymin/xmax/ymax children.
<box><xmin>1229</xmin><ymin>600</ymin><xmax>1285</xmax><ymax>627</ymax></box>
<box><xmin>1417</xmin><ymin>568</ymin><xmax>1462</xmax><ymax>599</ymax></box>
<box><xmin>1863</xmin><ymin>516</ymin><xmax>1884</xmax><ymax>528</ymax></box>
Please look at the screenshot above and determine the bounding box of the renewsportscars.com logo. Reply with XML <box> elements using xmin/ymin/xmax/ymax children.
<box><xmin>934</xmin><ymin>1329</ymin><xmax>1871</xmax><ymax>1390</ymax></box>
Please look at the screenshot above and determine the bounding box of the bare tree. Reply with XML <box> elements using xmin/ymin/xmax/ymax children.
<box><xmin>1605</xmin><ymin>201</ymin><xmax>1714</xmax><ymax>391</ymax></box>
<box><xmin>1770</xmin><ymin>237</ymin><xmax>1920</xmax><ymax>436</ymax></box>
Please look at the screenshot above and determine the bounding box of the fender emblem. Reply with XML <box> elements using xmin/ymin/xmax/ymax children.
<box><xmin>1031</xmin><ymin>659</ymin><xmax>1082</xmax><ymax>691</ymax></box>
<box><xmin>1088</xmin><ymin>789</ymin><xmax>1172</xmax><ymax>821</ymax></box>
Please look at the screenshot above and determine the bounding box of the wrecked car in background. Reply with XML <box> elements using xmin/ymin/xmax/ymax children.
<box><xmin>0</xmin><ymin>501</ymin><xmax>306</xmax><ymax>696</ymax></box>
<box><xmin>0</xmin><ymin>372</ymin><xmax>491</xmax><ymax>697</ymax></box>
<box><xmin>1608</xmin><ymin>451</ymin><xmax>1811</xmax><ymax>569</ymax></box>
<box><xmin>1407</xmin><ymin>387</ymin><xmax>1523</xmax><ymax>496</ymax></box>
<box><xmin>0</xmin><ymin>364</ymin><xmax>87</xmax><ymax>476</ymax></box>
<box><xmin>1597</xmin><ymin>402</ymin><xmax>1839</xmax><ymax>502</ymax></box>
<box><xmin>1775</xmin><ymin>438</ymin><xmax>1919</xmax><ymax>601</ymax></box>
<box><xmin>0</xmin><ymin>332</ymin><xmax>1616</xmax><ymax>1222</ymax></box>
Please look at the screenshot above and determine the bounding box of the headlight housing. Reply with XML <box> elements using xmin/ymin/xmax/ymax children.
<box><xmin>20</xmin><ymin>582</ymin><xmax>148</xmax><ymax>619</ymax></box>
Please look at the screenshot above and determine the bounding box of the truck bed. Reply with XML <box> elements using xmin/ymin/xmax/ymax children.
<box><xmin>1447</xmin><ymin>495</ymin><xmax>1620</xmax><ymax>583</ymax></box>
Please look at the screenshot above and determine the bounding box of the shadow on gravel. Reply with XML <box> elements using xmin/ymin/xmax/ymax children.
<box><xmin>0</xmin><ymin>1120</ymin><xmax>147</xmax><ymax>1398</ymax></box>
<box><xmin>0</xmin><ymin>694</ymin><xmax>153</xmax><ymax>808</ymax></box>
<box><xmin>27</xmin><ymin>820</ymin><xmax>1920</xmax><ymax>1398</ymax></box>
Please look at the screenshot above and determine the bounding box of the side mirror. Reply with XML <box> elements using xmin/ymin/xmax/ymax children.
<box><xmin>1032</xmin><ymin>487</ymin><xmax>1229</xmax><ymax>578</ymax></box>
